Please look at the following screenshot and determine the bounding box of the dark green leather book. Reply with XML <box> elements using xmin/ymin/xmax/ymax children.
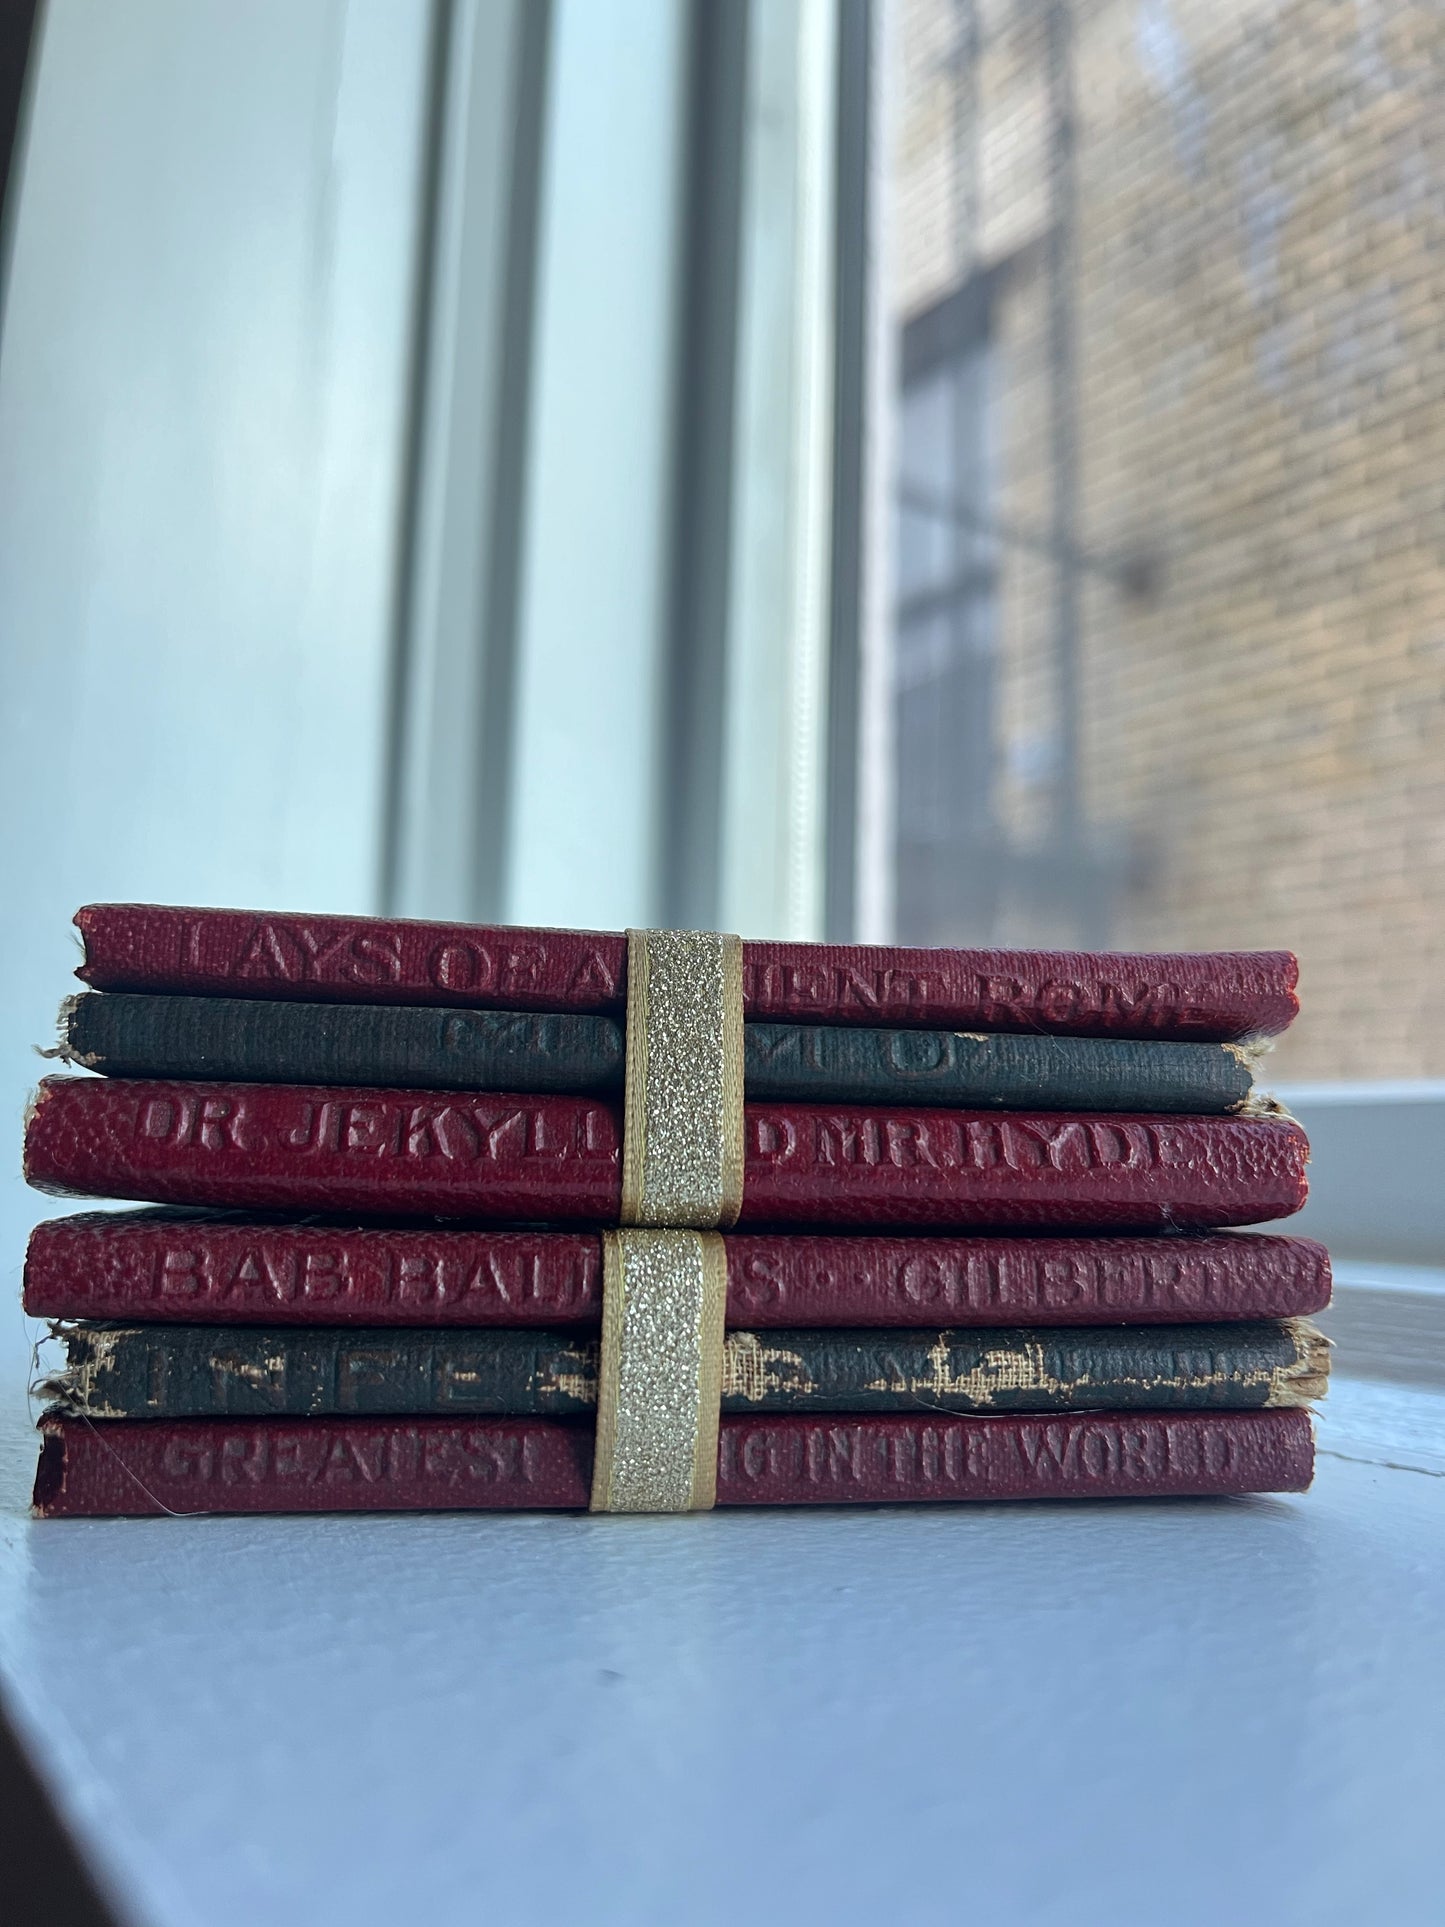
<box><xmin>57</xmin><ymin>991</ymin><xmax>1265</xmax><ymax>1113</ymax></box>
<box><xmin>45</xmin><ymin>1319</ymin><xmax>1327</xmax><ymax>1420</ymax></box>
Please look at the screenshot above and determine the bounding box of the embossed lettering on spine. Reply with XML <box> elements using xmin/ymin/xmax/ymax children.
<box><xmin>23</xmin><ymin>1215</ymin><xmax>1332</xmax><ymax>1328</ymax></box>
<box><xmin>74</xmin><ymin>904</ymin><xmax>1301</xmax><ymax>1039</ymax></box>
<box><xmin>22</xmin><ymin>1078</ymin><xmax>1310</xmax><ymax>1230</ymax></box>
<box><xmin>32</xmin><ymin>1409</ymin><xmax>1316</xmax><ymax>1516</ymax></box>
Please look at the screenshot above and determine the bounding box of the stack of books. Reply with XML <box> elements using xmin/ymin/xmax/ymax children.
<box><xmin>23</xmin><ymin>904</ymin><xmax>1328</xmax><ymax>1516</ymax></box>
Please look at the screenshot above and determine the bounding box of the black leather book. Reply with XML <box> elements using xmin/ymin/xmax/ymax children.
<box><xmin>44</xmin><ymin>1319</ymin><xmax>1326</xmax><ymax>1420</ymax></box>
<box><xmin>57</xmin><ymin>991</ymin><xmax>1264</xmax><ymax>1114</ymax></box>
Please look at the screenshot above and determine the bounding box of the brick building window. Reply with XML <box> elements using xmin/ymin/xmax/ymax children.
<box><xmin>894</xmin><ymin>277</ymin><xmax>999</xmax><ymax>944</ymax></box>
<box><xmin>888</xmin><ymin>0</ymin><xmax>1445</xmax><ymax>1085</ymax></box>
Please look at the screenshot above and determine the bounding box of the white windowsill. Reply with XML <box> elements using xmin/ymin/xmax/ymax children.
<box><xmin>1</xmin><ymin>1358</ymin><xmax>1442</xmax><ymax>1927</ymax></box>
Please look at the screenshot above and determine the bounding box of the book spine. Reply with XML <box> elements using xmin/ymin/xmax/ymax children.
<box><xmin>32</xmin><ymin>1407</ymin><xmax>1315</xmax><ymax>1515</ymax></box>
<box><xmin>724</xmin><ymin>1231</ymin><xmax>1332</xmax><ymax>1326</ymax></box>
<box><xmin>23</xmin><ymin>1078</ymin><xmax>1311</xmax><ymax>1231</ymax></box>
<box><xmin>739</xmin><ymin>1104</ymin><xmax>1308</xmax><ymax>1231</ymax></box>
<box><xmin>24</xmin><ymin>1213</ymin><xmax>607</xmax><ymax>1324</ymax></box>
<box><xmin>61</xmin><ymin>994</ymin><xmax>626</xmax><ymax>1095</ymax></box>
<box><xmin>48</xmin><ymin>1319</ymin><xmax>1328</xmax><ymax>1420</ymax></box>
<box><xmin>61</xmin><ymin>992</ymin><xmax>1258</xmax><ymax>1115</ymax></box>
<box><xmin>743</xmin><ymin>1023</ymin><xmax>1256</xmax><ymax>1113</ymax></box>
<box><xmin>24</xmin><ymin>1213</ymin><xmax>1334</xmax><ymax>1328</ymax></box>
<box><xmin>24</xmin><ymin>1077</ymin><xmax>621</xmax><ymax>1224</ymax></box>
<box><xmin>74</xmin><ymin>904</ymin><xmax>1300</xmax><ymax>1039</ymax></box>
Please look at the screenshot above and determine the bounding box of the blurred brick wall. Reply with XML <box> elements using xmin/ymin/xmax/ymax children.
<box><xmin>893</xmin><ymin>0</ymin><xmax>1445</xmax><ymax>1078</ymax></box>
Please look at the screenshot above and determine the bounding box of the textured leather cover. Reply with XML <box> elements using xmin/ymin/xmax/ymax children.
<box><xmin>74</xmin><ymin>904</ymin><xmax>1300</xmax><ymax>1040</ymax></box>
<box><xmin>23</xmin><ymin>1212</ymin><xmax>1333</xmax><ymax>1328</ymax></box>
<box><xmin>32</xmin><ymin>1407</ymin><xmax>1315</xmax><ymax>1515</ymax></box>
<box><xmin>24</xmin><ymin>1077</ymin><xmax>1310</xmax><ymax>1231</ymax></box>
<box><xmin>61</xmin><ymin>991</ymin><xmax>1259</xmax><ymax>1114</ymax></box>
<box><xmin>48</xmin><ymin>1318</ymin><xmax>1328</xmax><ymax>1419</ymax></box>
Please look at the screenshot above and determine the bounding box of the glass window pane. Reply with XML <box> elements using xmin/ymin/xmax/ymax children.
<box><xmin>886</xmin><ymin>0</ymin><xmax>1445</xmax><ymax>1077</ymax></box>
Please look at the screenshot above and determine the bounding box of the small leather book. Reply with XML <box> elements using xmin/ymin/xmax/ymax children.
<box><xmin>32</xmin><ymin>1407</ymin><xmax>1316</xmax><ymax>1515</ymax></box>
<box><xmin>23</xmin><ymin>1212</ymin><xmax>1334</xmax><ymax>1329</ymax></box>
<box><xmin>56</xmin><ymin>991</ymin><xmax>1267</xmax><ymax>1115</ymax></box>
<box><xmin>24</xmin><ymin>1076</ymin><xmax>1311</xmax><ymax>1232</ymax></box>
<box><xmin>41</xmin><ymin>1318</ymin><xmax>1329</xmax><ymax>1421</ymax></box>
<box><xmin>73</xmin><ymin>903</ymin><xmax>1300</xmax><ymax>1041</ymax></box>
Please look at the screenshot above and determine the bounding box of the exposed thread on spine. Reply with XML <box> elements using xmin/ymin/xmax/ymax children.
<box><xmin>39</xmin><ymin>992</ymin><xmax>90</xmax><ymax>1067</ymax></box>
<box><xmin>38</xmin><ymin>1322</ymin><xmax>126</xmax><ymax>1417</ymax></box>
<box><xmin>1266</xmin><ymin>1319</ymin><xmax>1332</xmax><ymax>1407</ymax></box>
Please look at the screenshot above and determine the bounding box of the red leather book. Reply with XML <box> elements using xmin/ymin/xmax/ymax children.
<box><xmin>74</xmin><ymin>904</ymin><xmax>1299</xmax><ymax>1040</ymax></box>
<box><xmin>24</xmin><ymin>1210</ymin><xmax>1332</xmax><ymax>1328</ymax></box>
<box><xmin>24</xmin><ymin>1077</ymin><xmax>1310</xmax><ymax>1231</ymax></box>
<box><xmin>31</xmin><ymin>1407</ymin><xmax>1314</xmax><ymax>1515</ymax></box>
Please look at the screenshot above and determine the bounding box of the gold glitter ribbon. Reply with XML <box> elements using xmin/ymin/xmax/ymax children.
<box><xmin>589</xmin><ymin>1228</ymin><xmax>727</xmax><ymax>1512</ymax></box>
<box><xmin>619</xmin><ymin>928</ymin><xmax>745</xmax><ymax>1229</ymax></box>
<box><xmin>591</xmin><ymin>929</ymin><xmax>743</xmax><ymax>1512</ymax></box>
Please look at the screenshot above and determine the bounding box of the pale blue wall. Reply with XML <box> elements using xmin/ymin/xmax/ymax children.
<box><xmin>0</xmin><ymin>0</ymin><xmax>433</xmax><ymax>1307</ymax></box>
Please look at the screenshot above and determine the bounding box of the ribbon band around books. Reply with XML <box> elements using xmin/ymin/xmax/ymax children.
<box><xmin>619</xmin><ymin>927</ymin><xmax>745</xmax><ymax>1229</ymax></box>
<box><xmin>591</xmin><ymin>929</ymin><xmax>743</xmax><ymax>1513</ymax></box>
<box><xmin>589</xmin><ymin>1228</ymin><xmax>728</xmax><ymax>1512</ymax></box>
